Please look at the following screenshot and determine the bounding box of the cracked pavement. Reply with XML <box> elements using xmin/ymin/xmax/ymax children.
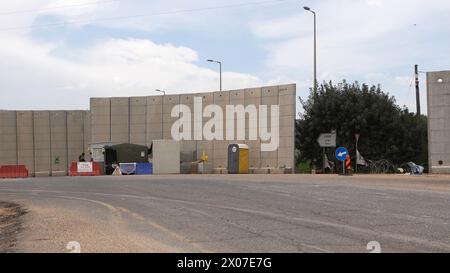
<box><xmin>1</xmin><ymin>174</ymin><xmax>450</xmax><ymax>253</ymax></box>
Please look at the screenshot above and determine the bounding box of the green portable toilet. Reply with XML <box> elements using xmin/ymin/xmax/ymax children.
<box><xmin>227</xmin><ymin>144</ymin><xmax>249</xmax><ymax>174</ymax></box>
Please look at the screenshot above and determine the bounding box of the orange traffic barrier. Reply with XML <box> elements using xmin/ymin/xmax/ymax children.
<box><xmin>0</xmin><ymin>165</ymin><xmax>29</xmax><ymax>179</ymax></box>
<box><xmin>70</xmin><ymin>161</ymin><xmax>101</xmax><ymax>176</ymax></box>
<box><xmin>345</xmin><ymin>155</ymin><xmax>352</xmax><ymax>171</ymax></box>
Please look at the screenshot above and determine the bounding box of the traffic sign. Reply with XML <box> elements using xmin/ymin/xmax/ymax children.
<box><xmin>335</xmin><ymin>147</ymin><xmax>349</xmax><ymax>162</ymax></box>
<box><xmin>317</xmin><ymin>133</ymin><xmax>337</xmax><ymax>147</ymax></box>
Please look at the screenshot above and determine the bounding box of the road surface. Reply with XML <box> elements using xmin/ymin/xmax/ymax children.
<box><xmin>1</xmin><ymin>174</ymin><xmax>450</xmax><ymax>253</ymax></box>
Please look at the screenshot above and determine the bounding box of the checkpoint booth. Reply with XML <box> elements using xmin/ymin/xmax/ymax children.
<box><xmin>227</xmin><ymin>144</ymin><xmax>249</xmax><ymax>174</ymax></box>
<box><xmin>104</xmin><ymin>143</ymin><xmax>151</xmax><ymax>175</ymax></box>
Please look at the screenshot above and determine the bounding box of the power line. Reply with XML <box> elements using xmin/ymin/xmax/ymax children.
<box><xmin>0</xmin><ymin>0</ymin><xmax>290</xmax><ymax>32</ymax></box>
<box><xmin>0</xmin><ymin>0</ymin><xmax>119</xmax><ymax>16</ymax></box>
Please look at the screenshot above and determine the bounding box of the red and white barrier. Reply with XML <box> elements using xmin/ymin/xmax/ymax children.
<box><xmin>70</xmin><ymin>162</ymin><xmax>101</xmax><ymax>176</ymax></box>
<box><xmin>0</xmin><ymin>165</ymin><xmax>29</xmax><ymax>179</ymax></box>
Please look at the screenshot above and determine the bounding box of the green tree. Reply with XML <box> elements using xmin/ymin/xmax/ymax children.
<box><xmin>296</xmin><ymin>81</ymin><xmax>428</xmax><ymax>170</ymax></box>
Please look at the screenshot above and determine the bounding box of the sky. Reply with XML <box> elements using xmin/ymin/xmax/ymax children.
<box><xmin>0</xmin><ymin>0</ymin><xmax>449</xmax><ymax>114</ymax></box>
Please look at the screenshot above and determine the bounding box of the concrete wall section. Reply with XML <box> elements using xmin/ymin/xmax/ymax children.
<box><xmin>0</xmin><ymin>111</ymin><xmax>17</xmax><ymax>165</ymax></box>
<box><xmin>89</xmin><ymin>84</ymin><xmax>297</xmax><ymax>173</ymax></box>
<box><xmin>16</xmin><ymin>111</ymin><xmax>34</xmax><ymax>175</ymax></box>
<box><xmin>130</xmin><ymin>97</ymin><xmax>147</xmax><ymax>146</ymax></box>
<box><xmin>427</xmin><ymin>71</ymin><xmax>450</xmax><ymax>174</ymax></box>
<box><xmin>83</xmin><ymin>111</ymin><xmax>92</xmax><ymax>153</ymax></box>
<box><xmin>50</xmin><ymin>111</ymin><xmax>68</xmax><ymax>176</ymax></box>
<box><xmin>212</xmin><ymin>91</ymin><xmax>230</xmax><ymax>169</ymax></box>
<box><xmin>146</xmin><ymin>96</ymin><xmax>163</xmax><ymax>145</ymax></box>
<box><xmin>2</xmin><ymin>84</ymin><xmax>296</xmax><ymax>176</ymax></box>
<box><xmin>244</xmin><ymin>88</ymin><xmax>262</xmax><ymax>169</ymax></box>
<box><xmin>195</xmin><ymin>93</ymin><xmax>214</xmax><ymax>163</ymax></box>
<box><xmin>162</xmin><ymin>95</ymin><xmax>180</xmax><ymax>140</ymax></box>
<box><xmin>260</xmin><ymin>86</ymin><xmax>278</xmax><ymax>168</ymax></box>
<box><xmin>110</xmin><ymin>97</ymin><xmax>130</xmax><ymax>144</ymax></box>
<box><xmin>277</xmin><ymin>84</ymin><xmax>296</xmax><ymax>170</ymax></box>
<box><xmin>0</xmin><ymin>110</ymin><xmax>90</xmax><ymax>177</ymax></box>
<box><xmin>90</xmin><ymin>97</ymin><xmax>111</xmax><ymax>143</ymax></box>
<box><xmin>67</xmin><ymin>111</ymin><xmax>86</xmax><ymax>171</ymax></box>
<box><xmin>33</xmin><ymin>111</ymin><xmax>51</xmax><ymax>177</ymax></box>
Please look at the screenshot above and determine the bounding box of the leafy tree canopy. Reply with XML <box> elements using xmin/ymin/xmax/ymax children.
<box><xmin>296</xmin><ymin>81</ymin><xmax>428</xmax><ymax>168</ymax></box>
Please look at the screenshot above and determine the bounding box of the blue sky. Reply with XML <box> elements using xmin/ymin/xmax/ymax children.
<box><xmin>0</xmin><ymin>0</ymin><xmax>449</xmax><ymax>113</ymax></box>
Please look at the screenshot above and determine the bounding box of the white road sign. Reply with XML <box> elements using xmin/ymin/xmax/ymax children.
<box><xmin>317</xmin><ymin>133</ymin><xmax>337</xmax><ymax>148</ymax></box>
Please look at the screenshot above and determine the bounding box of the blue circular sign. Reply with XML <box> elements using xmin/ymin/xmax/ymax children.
<box><xmin>335</xmin><ymin>147</ymin><xmax>349</xmax><ymax>162</ymax></box>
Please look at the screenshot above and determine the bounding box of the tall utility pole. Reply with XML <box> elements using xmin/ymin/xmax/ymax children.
<box><xmin>415</xmin><ymin>64</ymin><xmax>421</xmax><ymax>117</ymax></box>
<box><xmin>303</xmin><ymin>6</ymin><xmax>317</xmax><ymax>98</ymax></box>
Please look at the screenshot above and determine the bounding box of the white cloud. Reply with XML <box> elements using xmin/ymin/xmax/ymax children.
<box><xmin>0</xmin><ymin>1</ymin><xmax>264</xmax><ymax>110</ymax></box>
<box><xmin>248</xmin><ymin>0</ymin><xmax>450</xmax><ymax>111</ymax></box>
<box><xmin>0</xmin><ymin>36</ymin><xmax>261</xmax><ymax>110</ymax></box>
<box><xmin>0</xmin><ymin>0</ymin><xmax>448</xmax><ymax>113</ymax></box>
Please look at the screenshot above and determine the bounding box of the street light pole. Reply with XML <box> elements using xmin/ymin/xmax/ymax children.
<box><xmin>303</xmin><ymin>6</ymin><xmax>317</xmax><ymax>98</ymax></box>
<box><xmin>155</xmin><ymin>89</ymin><xmax>166</xmax><ymax>96</ymax></box>
<box><xmin>207</xmin><ymin>59</ymin><xmax>222</xmax><ymax>92</ymax></box>
<box><xmin>155</xmin><ymin>89</ymin><xmax>166</xmax><ymax>139</ymax></box>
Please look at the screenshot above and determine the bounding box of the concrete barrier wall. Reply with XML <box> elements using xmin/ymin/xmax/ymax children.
<box><xmin>0</xmin><ymin>110</ymin><xmax>90</xmax><ymax>176</ymax></box>
<box><xmin>0</xmin><ymin>111</ymin><xmax>17</xmax><ymax>165</ymax></box>
<box><xmin>90</xmin><ymin>84</ymin><xmax>296</xmax><ymax>172</ymax></box>
<box><xmin>1</xmin><ymin>84</ymin><xmax>296</xmax><ymax>176</ymax></box>
<box><xmin>427</xmin><ymin>71</ymin><xmax>450</xmax><ymax>174</ymax></box>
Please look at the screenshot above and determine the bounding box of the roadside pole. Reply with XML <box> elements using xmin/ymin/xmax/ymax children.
<box><xmin>323</xmin><ymin>147</ymin><xmax>326</xmax><ymax>174</ymax></box>
<box><xmin>317</xmin><ymin>132</ymin><xmax>337</xmax><ymax>174</ymax></box>
<box><xmin>355</xmin><ymin>133</ymin><xmax>360</xmax><ymax>173</ymax></box>
<box><xmin>335</xmin><ymin>147</ymin><xmax>348</xmax><ymax>176</ymax></box>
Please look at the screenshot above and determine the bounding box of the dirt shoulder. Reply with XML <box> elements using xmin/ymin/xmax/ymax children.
<box><xmin>0</xmin><ymin>202</ymin><xmax>27</xmax><ymax>253</ymax></box>
<box><xmin>12</xmin><ymin>200</ymin><xmax>185</xmax><ymax>253</ymax></box>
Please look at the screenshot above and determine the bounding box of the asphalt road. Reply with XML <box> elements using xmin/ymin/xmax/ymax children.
<box><xmin>1</xmin><ymin>174</ymin><xmax>450</xmax><ymax>253</ymax></box>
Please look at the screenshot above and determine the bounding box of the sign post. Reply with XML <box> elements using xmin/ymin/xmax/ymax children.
<box><xmin>317</xmin><ymin>132</ymin><xmax>337</xmax><ymax>174</ymax></box>
<box><xmin>355</xmin><ymin>133</ymin><xmax>360</xmax><ymax>173</ymax></box>
<box><xmin>335</xmin><ymin>147</ymin><xmax>349</xmax><ymax>176</ymax></box>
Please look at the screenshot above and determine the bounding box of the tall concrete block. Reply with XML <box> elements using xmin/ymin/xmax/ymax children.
<box><xmin>111</xmin><ymin>97</ymin><xmax>130</xmax><ymax>143</ymax></box>
<box><xmin>213</xmin><ymin>91</ymin><xmax>230</xmax><ymax>141</ymax></box>
<box><xmin>427</xmin><ymin>71</ymin><xmax>450</xmax><ymax>174</ymax></box>
<box><xmin>195</xmin><ymin>92</ymin><xmax>214</xmax><ymax>141</ymax></box>
<box><xmin>130</xmin><ymin>97</ymin><xmax>147</xmax><ymax>146</ymax></box>
<box><xmin>83</xmin><ymin>111</ymin><xmax>91</xmax><ymax>153</ymax></box>
<box><xmin>16</xmin><ymin>111</ymin><xmax>34</xmax><ymax>175</ymax></box>
<box><xmin>162</xmin><ymin>95</ymin><xmax>180</xmax><ymax>140</ymax></box>
<box><xmin>67</xmin><ymin>111</ymin><xmax>85</xmax><ymax>167</ymax></box>
<box><xmin>146</xmin><ymin>96</ymin><xmax>163</xmax><ymax>145</ymax></box>
<box><xmin>278</xmin><ymin>84</ymin><xmax>296</xmax><ymax>169</ymax></box>
<box><xmin>180</xmin><ymin>94</ymin><xmax>195</xmax><ymax>141</ymax></box>
<box><xmin>228</xmin><ymin>89</ymin><xmax>245</xmax><ymax>141</ymax></box>
<box><xmin>50</xmin><ymin>111</ymin><xmax>68</xmax><ymax>176</ymax></box>
<box><xmin>0</xmin><ymin>111</ymin><xmax>17</xmax><ymax>165</ymax></box>
<box><xmin>90</xmin><ymin>97</ymin><xmax>111</xmax><ymax>143</ymax></box>
<box><xmin>260</xmin><ymin>86</ymin><xmax>279</xmax><ymax>168</ymax></box>
<box><xmin>33</xmin><ymin>111</ymin><xmax>51</xmax><ymax>176</ymax></box>
<box><xmin>244</xmin><ymin>88</ymin><xmax>261</xmax><ymax>141</ymax></box>
<box><xmin>245</xmin><ymin>140</ymin><xmax>261</xmax><ymax>169</ymax></box>
<box><xmin>212</xmin><ymin>140</ymin><xmax>228</xmax><ymax>169</ymax></box>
